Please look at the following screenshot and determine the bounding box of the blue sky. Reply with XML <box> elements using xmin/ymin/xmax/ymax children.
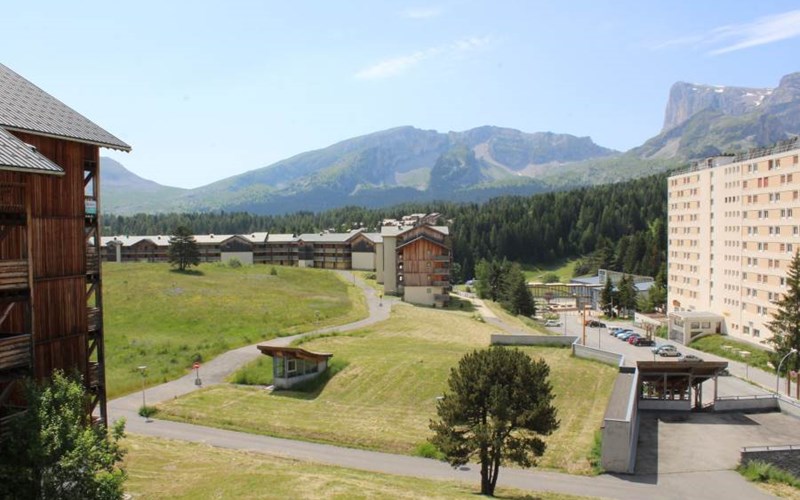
<box><xmin>6</xmin><ymin>1</ymin><xmax>800</xmax><ymax>188</ymax></box>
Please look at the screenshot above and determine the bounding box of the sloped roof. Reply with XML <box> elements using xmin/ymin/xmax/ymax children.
<box><xmin>240</xmin><ymin>232</ymin><xmax>270</xmax><ymax>243</ymax></box>
<box><xmin>102</xmin><ymin>235</ymin><xmax>170</xmax><ymax>247</ymax></box>
<box><xmin>0</xmin><ymin>127</ymin><xmax>63</xmax><ymax>175</ymax></box>
<box><xmin>267</xmin><ymin>233</ymin><xmax>297</xmax><ymax>243</ymax></box>
<box><xmin>0</xmin><ymin>63</ymin><xmax>131</xmax><ymax>151</ymax></box>
<box><xmin>297</xmin><ymin>232</ymin><xmax>355</xmax><ymax>243</ymax></box>
<box><xmin>193</xmin><ymin>234</ymin><xmax>235</xmax><ymax>244</ymax></box>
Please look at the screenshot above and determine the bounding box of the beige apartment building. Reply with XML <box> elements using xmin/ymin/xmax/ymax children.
<box><xmin>668</xmin><ymin>137</ymin><xmax>800</xmax><ymax>347</ymax></box>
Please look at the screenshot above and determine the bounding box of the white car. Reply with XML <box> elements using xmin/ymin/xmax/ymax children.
<box><xmin>544</xmin><ymin>320</ymin><xmax>562</xmax><ymax>327</ymax></box>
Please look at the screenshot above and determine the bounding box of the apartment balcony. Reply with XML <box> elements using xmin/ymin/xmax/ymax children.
<box><xmin>88</xmin><ymin>361</ymin><xmax>101</xmax><ymax>388</ymax></box>
<box><xmin>432</xmin><ymin>280</ymin><xmax>450</xmax><ymax>287</ymax></box>
<box><xmin>0</xmin><ymin>183</ymin><xmax>25</xmax><ymax>224</ymax></box>
<box><xmin>433</xmin><ymin>255</ymin><xmax>450</xmax><ymax>262</ymax></box>
<box><xmin>87</xmin><ymin>307</ymin><xmax>101</xmax><ymax>333</ymax></box>
<box><xmin>0</xmin><ymin>260</ymin><xmax>29</xmax><ymax>293</ymax></box>
<box><xmin>0</xmin><ymin>334</ymin><xmax>31</xmax><ymax>371</ymax></box>
<box><xmin>432</xmin><ymin>267</ymin><xmax>450</xmax><ymax>276</ymax></box>
<box><xmin>86</xmin><ymin>246</ymin><xmax>100</xmax><ymax>275</ymax></box>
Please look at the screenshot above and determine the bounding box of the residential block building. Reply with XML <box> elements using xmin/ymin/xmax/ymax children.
<box><xmin>0</xmin><ymin>63</ymin><xmax>129</xmax><ymax>429</ymax></box>
<box><xmin>667</xmin><ymin>137</ymin><xmax>800</xmax><ymax>346</ymax></box>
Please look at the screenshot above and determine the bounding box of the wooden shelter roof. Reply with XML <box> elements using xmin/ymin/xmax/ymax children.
<box><xmin>637</xmin><ymin>360</ymin><xmax>728</xmax><ymax>382</ymax></box>
<box><xmin>257</xmin><ymin>345</ymin><xmax>333</xmax><ymax>361</ymax></box>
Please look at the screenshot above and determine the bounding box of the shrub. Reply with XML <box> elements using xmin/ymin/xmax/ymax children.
<box><xmin>738</xmin><ymin>460</ymin><xmax>800</xmax><ymax>488</ymax></box>
<box><xmin>227</xmin><ymin>258</ymin><xmax>242</xmax><ymax>268</ymax></box>
<box><xmin>270</xmin><ymin>267</ymin><xmax>278</xmax><ymax>276</ymax></box>
<box><xmin>138</xmin><ymin>405</ymin><xmax>158</xmax><ymax>418</ymax></box>
<box><xmin>413</xmin><ymin>441</ymin><xmax>445</xmax><ymax>460</ymax></box>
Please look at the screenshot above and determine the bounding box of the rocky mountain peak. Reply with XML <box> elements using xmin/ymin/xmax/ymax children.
<box><xmin>662</xmin><ymin>81</ymin><xmax>772</xmax><ymax>132</ymax></box>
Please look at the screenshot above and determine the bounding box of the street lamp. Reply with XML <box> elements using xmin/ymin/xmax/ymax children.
<box><xmin>138</xmin><ymin>365</ymin><xmax>148</xmax><ymax>420</ymax></box>
<box><xmin>776</xmin><ymin>348</ymin><xmax>798</xmax><ymax>395</ymax></box>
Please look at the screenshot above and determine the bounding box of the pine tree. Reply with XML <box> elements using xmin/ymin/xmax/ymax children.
<box><xmin>168</xmin><ymin>226</ymin><xmax>200</xmax><ymax>271</ymax></box>
<box><xmin>431</xmin><ymin>348</ymin><xmax>559</xmax><ymax>496</ymax></box>
<box><xmin>600</xmin><ymin>276</ymin><xmax>614</xmax><ymax>317</ymax></box>
<box><xmin>768</xmin><ymin>251</ymin><xmax>800</xmax><ymax>373</ymax></box>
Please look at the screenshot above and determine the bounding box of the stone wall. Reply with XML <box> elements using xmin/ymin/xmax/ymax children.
<box><xmin>741</xmin><ymin>446</ymin><xmax>800</xmax><ymax>477</ymax></box>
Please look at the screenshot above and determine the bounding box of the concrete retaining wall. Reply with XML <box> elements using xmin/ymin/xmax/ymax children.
<box><xmin>601</xmin><ymin>368</ymin><xmax>640</xmax><ymax>474</ymax></box>
<box><xmin>638</xmin><ymin>399</ymin><xmax>691</xmax><ymax>411</ymax></box>
<box><xmin>715</xmin><ymin>395</ymin><xmax>779</xmax><ymax>412</ymax></box>
<box><xmin>573</xmin><ymin>343</ymin><xmax>624</xmax><ymax>367</ymax></box>
<box><xmin>778</xmin><ymin>396</ymin><xmax>800</xmax><ymax>420</ymax></box>
<box><xmin>490</xmin><ymin>334</ymin><xmax>577</xmax><ymax>347</ymax></box>
<box><xmin>741</xmin><ymin>445</ymin><xmax>800</xmax><ymax>477</ymax></box>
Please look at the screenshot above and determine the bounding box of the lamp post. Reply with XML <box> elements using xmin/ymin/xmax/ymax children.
<box><xmin>776</xmin><ymin>348</ymin><xmax>798</xmax><ymax>395</ymax></box>
<box><xmin>138</xmin><ymin>365</ymin><xmax>148</xmax><ymax>420</ymax></box>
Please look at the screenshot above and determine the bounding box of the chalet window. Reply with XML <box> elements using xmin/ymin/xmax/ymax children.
<box><xmin>287</xmin><ymin>359</ymin><xmax>297</xmax><ymax>374</ymax></box>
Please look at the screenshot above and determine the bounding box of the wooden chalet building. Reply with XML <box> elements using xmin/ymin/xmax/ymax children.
<box><xmin>0</xmin><ymin>63</ymin><xmax>130</xmax><ymax>429</ymax></box>
<box><xmin>378</xmin><ymin>223</ymin><xmax>452</xmax><ymax>306</ymax></box>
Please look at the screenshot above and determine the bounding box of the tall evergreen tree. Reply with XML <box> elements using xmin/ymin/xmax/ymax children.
<box><xmin>431</xmin><ymin>348</ymin><xmax>559</xmax><ymax>496</ymax></box>
<box><xmin>168</xmin><ymin>226</ymin><xmax>200</xmax><ymax>271</ymax></box>
<box><xmin>600</xmin><ymin>277</ymin><xmax>614</xmax><ymax>317</ymax></box>
<box><xmin>502</xmin><ymin>265</ymin><xmax>536</xmax><ymax>317</ymax></box>
<box><xmin>768</xmin><ymin>251</ymin><xmax>800</xmax><ymax>373</ymax></box>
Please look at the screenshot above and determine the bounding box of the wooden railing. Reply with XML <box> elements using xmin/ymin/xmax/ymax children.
<box><xmin>86</xmin><ymin>246</ymin><xmax>100</xmax><ymax>275</ymax></box>
<box><xmin>0</xmin><ymin>334</ymin><xmax>31</xmax><ymax>371</ymax></box>
<box><xmin>0</xmin><ymin>409</ymin><xmax>26</xmax><ymax>440</ymax></box>
<box><xmin>0</xmin><ymin>260</ymin><xmax>28</xmax><ymax>291</ymax></box>
<box><xmin>88</xmin><ymin>361</ymin><xmax>100</xmax><ymax>388</ymax></box>
<box><xmin>87</xmin><ymin>307</ymin><xmax>101</xmax><ymax>333</ymax></box>
<box><xmin>433</xmin><ymin>255</ymin><xmax>451</xmax><ymax>262</ymax></box>
<box><xmin>0</xmin><ymin>183</ymin><xmax>25</xmax><ymax>215</ymax></box>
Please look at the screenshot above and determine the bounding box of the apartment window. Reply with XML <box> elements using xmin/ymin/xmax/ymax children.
<box><xmin>754</xmin><ymin>329</ymin><xmax>761</xmax><ymax>338</ymax></box>
<box><xmin>743</xmin><ymin>326</ymin><xmax>750</xmax><ymax>335</ymax></box>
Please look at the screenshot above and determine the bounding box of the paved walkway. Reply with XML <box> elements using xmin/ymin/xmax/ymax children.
<box><xmin>109</xmin><ymin>281</ymin><xmax>772</xmax><ymax>499</ymax></box>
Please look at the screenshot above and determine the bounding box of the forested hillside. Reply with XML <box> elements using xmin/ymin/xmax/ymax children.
<box><xmin>105</xmin><ymin>173</ymin><xmax>668</xmax><ymax>279</ymax></box>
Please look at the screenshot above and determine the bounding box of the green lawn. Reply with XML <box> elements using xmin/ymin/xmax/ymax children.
<box><xmin>522</xmin><ymin>259</ymin><xmax>580</xmax><ymax>283</ymax></box>
<box><xmin>481</xmin><ymin>299</ymin><xmax>554</xmax><ymax>335</ymax></box>
<box><xmin>157</xmin><ymin>303</ymin><xmax>616</xmax><ymax>475</ymax></box>
<box><xmin>103</xmin><ymin>263</ymin><xmax>367</xmax><ymax>398</ymax></box>
<box><xmin>123</xmin><ymin>434</ymin><xmax>592</xmax><ymax>499</ymax></box>
<box><xmin>690</xmin><ymin>335</ymin><xmax>774</xmax><ymax>372</ymax></box>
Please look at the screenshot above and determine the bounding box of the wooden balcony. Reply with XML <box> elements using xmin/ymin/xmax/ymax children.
<box><xmin>433</xmin><ymin>255</ymin><xmax>451</xmax><ymax>262</ymax></box>
<box><xmin>86</xmin><ymin>246</ymin><xmax>100</xmax><ymax>275</ymax></box>
<box><xmin>432</xmin><ymin>280</ymin><xmax>450</xmax><ymax>287</ymax></box>
<box><xmin>88</xmin><ymin>361</ymin><xmax>101</xmax><ymax>388</ymax></box>
<box><xmin>0</xmin><ymin>260</ymin><xmax>28</xmax><ymax>292</ymax></box>
<box><xmin>0</xmin><ymin>334</ymin><xmax>31</xmax><ymax>371</ymax></box>
<box><xmin>0</xmin><ymin>183</ymin><xmax>25</xmax><ymax>223</ymax></box>
<box><xmin>0</xmin><ymin>408</ymin><xmax>26</xmax><ymax>440</ymax></box>
<box><xmin>87</xmin><ymin>307</ymin><xmax>101</xmax><ymax>333</ymax></box>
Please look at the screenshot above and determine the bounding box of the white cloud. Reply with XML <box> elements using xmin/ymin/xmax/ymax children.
<box><xmin>402</xmin><ymin>6</ymin><xmax>443</xmax><ymax>20</ymax></box>
<box><xmin>655</xmin><ymin>9</ymin><xmax>800</xmax><ymax>55</ymax></box>
<box><xmin>355</xmin><ymin>36</ymin><xmax>492</xmax><ymax>80</ymax></box>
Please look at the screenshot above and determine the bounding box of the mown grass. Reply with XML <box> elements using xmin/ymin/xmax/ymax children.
<box><xmin>103</xmin><ymin>263</ymin><xmax>367</xmax><ymax>398</ymax></box>
<box><xmin>157</xmin><ymin>303</ymin><xmax>616</xmax><ymax>475</ymax></box>
<box><xmin>481</xmin><ymin>299</ymin><xmax>553</xmax><ymax>335</ymax></box>
<box><xmin>522</xmin><ymin>259</ymin><xmax>580</xmax><ymax>283</ymax></box>
<box><xmin>690</xmin><ymin>335</ymin><xmax>774</xmax><ymax>373</ymax></box>
<box><xmin>123</xmin><ymin>434</ymin><xmax>592</xmax><ymax>499</ymax></box>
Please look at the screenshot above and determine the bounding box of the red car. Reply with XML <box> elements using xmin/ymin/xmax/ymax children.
<box><xmin>626</xmin><ymin>334</ymin><xmax>642</xmax><ymax>344</ymax></box>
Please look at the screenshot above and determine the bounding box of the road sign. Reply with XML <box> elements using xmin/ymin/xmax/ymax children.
<box><xmin>193</xmin><ymin>362</ymin><xmax>200</xmax><ymax>370</ymax></box>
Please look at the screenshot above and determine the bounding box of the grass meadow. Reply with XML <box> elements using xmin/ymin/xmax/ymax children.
<box><xmin>157</xmin><ymin>303</ymin><xmax>616</xmax><ymax>474</ymax></box>
<box><xmin>103</xmin><ymin>263</ymin><xmax>366</xmax><ymax>398</ymax></box>
<box><xmin>522</xmin><ymin>259</ymin><xmax>580</xmax><ymax>283</ymax></box>
<box><xmin>122</xmin><ymin>434</ymin><xmax>591</xmax><ymax>499</ymax></box>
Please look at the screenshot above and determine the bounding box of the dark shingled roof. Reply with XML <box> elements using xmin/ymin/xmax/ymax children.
<box><xmin>0</xmin><ymin>127</ymin><xmax>63</xmax><ymax>175</ymax></box>
<box><xmin>0</xmin><ymin>63</ymin><xmax>131</xmax><ymax>151</ymax></box>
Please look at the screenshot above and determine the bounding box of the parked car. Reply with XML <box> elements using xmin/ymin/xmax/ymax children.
<box><xmin>651</xmin><ymin>345</ymin><xmax>681</xmax><ymax>357</ymax></box>
<box><xmin>633</xmin><ymin>337</ymin><xmax>656</xmax><ymax>347</ymax></box>
<box><xmin>614</xmin><ymin>329</ymin><xmax>633</xmax><ymax>338</ymax></box>
<box><xmin>626</xmin><ymin>334</ymin><xmax>643</xmax><ymax>344</ymax></box>
<box><xmin>544</xmin><ymin>320</ymin><xmax>562</xmax><ymax>327</ymax></box>
<box><xmin>585</xmin><ymin>320</ymin><xmax>606</xmax><ymax>328</ymax></box>
<box><xmin>682</xmin><ymin>354</ymin><xmax>704</xmax><ymax>362</ymax></box>
<box><xmin>618</xmin><ymin>332</ymin><xmax>638</xmax><ymax>341</ymax></box>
